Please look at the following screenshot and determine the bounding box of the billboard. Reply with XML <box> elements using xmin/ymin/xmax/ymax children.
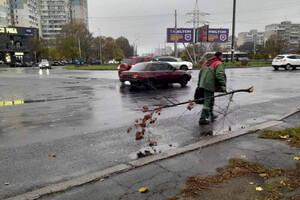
<box><xmin>167</xmin><ymin>28</ymin><xmax>194</xmax><ymax>43</ymax></box>
<box><xmin>208</xmin><ymin>28</ymin><xmax>229</xmax><ymax>43</ymax></box>
<box><xmin>195</xmin><ymin>25</ymin><xmax>209</xmax><ymax>42</ymax></box>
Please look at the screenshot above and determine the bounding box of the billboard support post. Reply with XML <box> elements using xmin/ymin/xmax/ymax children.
<box><xmin>231</xmin><ymin>0</ymin><xmax>236</xmax><ymax>62</ymax></box>
<box><xmin>174</xmin><ymin>9</ymin><xmax>178</xmax><ymax>58</ymax></box>
<box><xmin>183</xmin><ymin>43</ymin><xmax>194</xmax><ymax>63</ymax></box>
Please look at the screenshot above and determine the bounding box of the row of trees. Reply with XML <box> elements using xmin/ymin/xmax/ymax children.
<box><xmin>31</xmin><ymin>23</ymin><xmax>134</xmax><ymax>63</ymax></box>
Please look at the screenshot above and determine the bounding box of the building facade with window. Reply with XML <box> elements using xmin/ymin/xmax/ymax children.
<box><xmin>237</xmin><ymin>29</ymin><xmax>264</xmax><ymax>47</ymax></box>
<box><xmin>0</xmin><ymin>0</ymin><xmax>11</xmax><ymax>26</ymax></box>
<box><xmin>265</xmin><ymin>21</ymin><xmax>300</xmax><ymax>48</ymax></box>
<box><xmin>39</xmin><ymin>0</ymin><xmax>88</xmax><ymax>40</ymax></box>
<box><xmin>9</xmin><ymin>0</ymin><xmax>41</xmax><ymax>30</ymax></box>
<box><xmin>0</xmin><ymin>26</ymin><xmax>39</xmax><ymax>64</ymax></box>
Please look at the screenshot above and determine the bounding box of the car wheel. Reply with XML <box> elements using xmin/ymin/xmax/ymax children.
<box><xmin>273</xmin><ymin>66</ymin><xmax>279</xmax><ymax>71</ymax></box>
<box><xmin>285</xmin><ymin>64</ymin><xmax>291</xmax><ymax>70</ymax></box>
<box><xmin>180</xmin><ymin>65</ymin><xmax>188</xmax><ymax>71</ymax></box>
<box><xmin>180</xmin><ymin>76</ymin><xmax>188</xmax><ymax>87</ymax></box>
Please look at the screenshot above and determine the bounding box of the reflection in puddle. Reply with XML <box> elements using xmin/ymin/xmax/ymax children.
<box><xmin>0</xmin><ymin>68</ymin><xmax>26</xmax><ymax>74</ymax></box>
<box><xmin>39</xmin><ymin>69</ymin><xmax>50</xmax><ymax>75</ymax></box>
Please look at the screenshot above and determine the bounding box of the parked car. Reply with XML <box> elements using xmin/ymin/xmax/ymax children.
<box><xmin>21</xmin><ymin>62</ymin><xmax>33</xmax><ymax>67</ymax></box>
<box><xmin>272</xmin><ymin>54</ymin><xmax>300</xmax><ymax>70</ymax></box>
<box><xmin>75</xmin><ymin>60</ymin><xmax>84</xmax><ymax>65</ymax></box>
<box><xmin>10</xmin><ymin>62</ymin><xmax>21</xmax><ymax>67</ymax></box>
<box><xmin>156</xmin><ymin>56</ymin><xmax>193</xmax><ymax>70</ymax></box>
<box><xmin>39</xmin><ymin>59</ymin><xmax>51</xmax><ymax>69</ymax></box>
<box><xmin>238</xmin><ymin>57</ymin><xmax>250</xmax><ymax>62</ymax></box>
<box><xmin>108</xmin><ymin>59</ymin><xmax>118</xmax><ymax>64</ymax></box>
<box><xmin>52</xmin><ymin>61</ymin><xmax>62</xmax><ymax>66</ymax></box>
<box><xmin>60</xmin><ymin>60</ymin><xmax>67</xmax><ymax>65</ymax></box>
<box><xmin>90</xmin><ymin>60</ymin><xmax>102</xmax><ymax>65</ymax></box>
<box><xmin>10</xmin><ymin>62</ymin><xmax>22</xmax><ymax>67</ymax></box>
<box><xmin>119</xmin><ymin>61</ymin><xmax>192</xmax><ymax>88</ymax></box>
<box><xmin>118</xmin><ymin>56</ymin><xmax>157</xmax><ymax>79</ymax></box>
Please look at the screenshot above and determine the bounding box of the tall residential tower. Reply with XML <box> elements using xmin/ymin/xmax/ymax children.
<box><xmin>39</xmin><ymin>0</ymin><xmax>88</xmax><ymax>40</ymax></box>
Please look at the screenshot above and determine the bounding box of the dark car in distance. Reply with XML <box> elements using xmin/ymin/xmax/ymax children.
<box><xmin>118</xmin><ymin>56</ymin><xmax>157</xmax><ymax>79</ymax></box>
<box><xmin>90</xmin><ymin>60</ymin><xmax>102</xmax><ymax>65</ymax></box>
<box><xmin>119</xmin><ymin>62</ymin><xmax>192</xmax><ymax>88</ymax></box>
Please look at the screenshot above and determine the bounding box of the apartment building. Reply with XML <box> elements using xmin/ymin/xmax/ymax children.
<box><xmin>9</xmin><ymin>0</ymin><xmax>41</xmax><ymax>29</ymax></box>
<box><xmin>39</xmin><ymin>0</ymin><xmax>88</xmax><ymax>40</ymax></box>
<box><xmin>237</xmin><ymin>29</ymin><xmax>264</xmax><ymax>47</ymax></box>
<box><xmin>72</xmin><ymin>0</ymin><xmax>88</xmax><ymax>27</ymax></box>
<box><xmin>0</xmin><ymin>0</ymin><xmax>10</xmax><ymax>26</ymax></box>
<box><xmin>265</xmin><ymin>21</ymin><xmax>300</xmax><ymax>48</ymax></box>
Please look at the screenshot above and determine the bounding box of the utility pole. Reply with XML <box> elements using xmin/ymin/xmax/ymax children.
<box><xmin>174</xmin><ymin>9</ymin><xmax>178</xmax><ymax>58</ymax></box>
<box><xmin>98</xmin><ymin>28</ymin><xmax>102</xmax><ymax>64</ymax></box>
<box><xmin>78</xmin><ymin>37</ymin><xmax>81</xmax><ymax>60</ymax></box>
<box><xmin>231</xmin><ymin>0</ymin><xmax>236</xmax><ymax>62</ymax></box>
<box><xmin>253</xmin><ymin>35</ymin><xmax>256</xmax><ymax>55</ymax></box>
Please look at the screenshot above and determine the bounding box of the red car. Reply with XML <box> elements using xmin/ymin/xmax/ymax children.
<box><xmin>119</xmin><ymin>62</ymin><xmax>192</xmax><ymax>88</ymax></box>
<box><xmin>118</xmin><ymin>56</ymin><xmax>156</xmax><ymax>80</ymax></box>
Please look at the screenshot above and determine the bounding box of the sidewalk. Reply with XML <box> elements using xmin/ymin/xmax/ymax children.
<box><xmin>9</xmin><ymin>111</ymin><xmax>300</xmax><ymax>200</ymax></box>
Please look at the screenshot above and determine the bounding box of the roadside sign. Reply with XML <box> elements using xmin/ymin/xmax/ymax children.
<box><xmin>167</xmin><ymin>28</ymin><xmax>194</xmax><ymax>43</ymax></box>
<box><xmin>208</xmin><ymin>28</ymin><xmax>229</xmax><ymax>43</ymax></box>
<box><xmin>195</xmin><ymin>25</ymin><xmax>209</xmax><ymax>42</ymax></box>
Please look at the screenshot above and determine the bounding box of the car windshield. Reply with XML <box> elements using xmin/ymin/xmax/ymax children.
<box><xmin>122</xmin><ymin>59</ymin><xmax>133</xmax><ymax>65</ymax></box>
<box><xmin>129</xmin><ymin>63</ymin><xmax>148</xmax><ymax>71</ymax></box>
<box><xmin>274</xmin><ymin>56</ymin><xmax>284</xmax><ymax>60</ymax></box>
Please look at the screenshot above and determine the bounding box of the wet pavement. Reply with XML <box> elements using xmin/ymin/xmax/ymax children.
<box><xmin>0</xmin><ymin>66</ymin><xmax>299</xmax><ymax>199</ymax></box>
<box><xmin>41</xmin><ymin>111</ymin><xmax>300</xmax><ymax>200</ymax></box>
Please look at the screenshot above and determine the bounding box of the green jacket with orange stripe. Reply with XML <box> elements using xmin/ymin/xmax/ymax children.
<box><xmin>198</xmin><ymin>57</ymin><xmax>227</xmax><ymax>92</ymax></box>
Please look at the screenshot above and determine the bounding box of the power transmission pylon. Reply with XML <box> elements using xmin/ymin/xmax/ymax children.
<box><xmin>186</xmin><ymin>0</ymin><xmax>209</xmax><ymax>63</ymax></box>
<box><xmin>186</xmin><ymin>0</ymin><xmax>209</xmax><ymax>30</ymax></box>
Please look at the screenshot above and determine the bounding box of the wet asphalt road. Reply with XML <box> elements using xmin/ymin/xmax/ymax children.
<box><xmin>0</xmin><ymin>66</ymin><xmax>299</xmax><ymax>198</ymax></box>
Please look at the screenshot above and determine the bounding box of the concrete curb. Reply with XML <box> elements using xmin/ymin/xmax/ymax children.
<box><xmin>7</xmin><ymin>110</ymin><xmax>299</xmax><ymax>200</ymax></box>
<box><xmin>278</xmin><ymin>108</ymin><xmax>300</xmax><ymax>121</ymax></box>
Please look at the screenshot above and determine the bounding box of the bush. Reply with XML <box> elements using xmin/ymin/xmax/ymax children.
<box><xmin>235</xmin><ymin>62</ymin><xmax>242</xmax><ymax>67</ymax></box>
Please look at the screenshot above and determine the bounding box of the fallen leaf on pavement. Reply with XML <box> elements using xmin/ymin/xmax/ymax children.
<box><xmin>138</xmin><ymin>187</ymin><xmax>148</xmax><ymax>193</ymax></box>
<box><xmin>249</xmin><ymin>182</ymin><xmax>254</xmax><ymax>185</ymax></box>
<box><xmin>240</xmin><ymin>155</ymin><xmax>246</xmax><ymax>158</ymax></box>
<box><xmin>169</xmin><ymin>144</ymin><xmax>172</xmax><ymax>147</ymax></box>
<box><xmin>4</xmin><ymin>182</ymin><xmax>9</xmax><ymax>186</ymax></box>
<box><xmin>294</xmin><ymin>157</ymin><xmax>300</xmax><ymax>160</ymax></box>
<box><xmin>49</xmin><ymin>153</ymin><xmax>56</xmax><ymax>157</ymax></box>
<box><xmin>149</xmin><ymin>142</ymin><xmax>157</xmax><ymax>146</ymax></box>
<box><xmin>259</xmin><ymin>173</ymin><xmax>267</xmax><ymax>177</ymax></box>
<box><xmin>99</xmin><ymin>179</ymin><xmax>105</xmax><ymax>182</ymax></box>
<box><xmin>256</xmin><ymin>187</ymin><xmax>263</xmax><ymax>191</ymax></box>
<box><xmin>280</xmin><ymin>135</ymin><xmax>289</xmax><ymax>139</ymax></box>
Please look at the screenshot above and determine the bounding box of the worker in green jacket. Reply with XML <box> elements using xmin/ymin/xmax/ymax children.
<box><xmin>198</xmin><ymin>52</ymin><xmax>227</xmax><ymax>125</ymax></box>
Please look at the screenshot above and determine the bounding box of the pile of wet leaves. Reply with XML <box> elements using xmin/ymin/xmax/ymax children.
<box><xmin>167</xmin><ymin>158</ymin><xmax>300</xmax><ymax>200</ymax></box>
<box><xmin>259</xmin><ymin>127</ymin><xmax>300</xmax><ymax>148</ymax></box>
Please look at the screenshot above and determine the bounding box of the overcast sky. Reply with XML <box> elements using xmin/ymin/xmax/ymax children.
<box><xmin>88</xmin><ymin>0</ymin><xmax>300</xmax><ymax>54</ymax></box>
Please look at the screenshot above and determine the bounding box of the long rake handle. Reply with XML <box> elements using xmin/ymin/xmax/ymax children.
<box><xmin>159</xmin><ymin>86</ymin><xmax>254</xmax><ymax>109</ymax></box>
